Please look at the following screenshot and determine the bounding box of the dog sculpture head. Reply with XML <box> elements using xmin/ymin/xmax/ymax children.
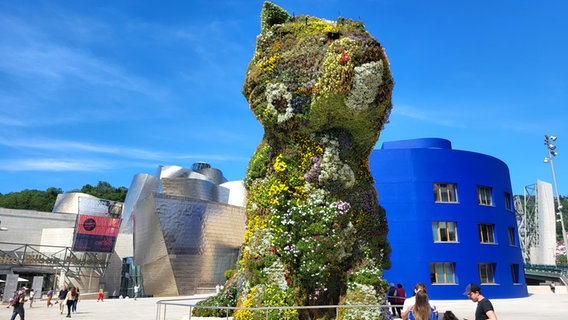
<box><xmin>243</xmin><ymin>2</ymin><xmax>394</xmax><ymax>157</ymax></box>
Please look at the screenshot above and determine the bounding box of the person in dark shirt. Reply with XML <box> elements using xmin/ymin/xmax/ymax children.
<box><xmin>10</xmin><ymin>287</ymin><xmax>27</xmax><ymax>320</ymax></box>
<box><xmin>463</xmin><ymin>283</ymin><xmax>497</xmax><ymax>320</ymax></box>
<box><xmin>58</xmin><ymin>285</ymin><xmax>68</xmax><ymax>315</ymax></box>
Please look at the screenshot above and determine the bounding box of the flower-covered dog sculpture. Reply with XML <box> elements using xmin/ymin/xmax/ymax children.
<box><xmin>237</xmin><ymin>2</ymin><xmax>394</xmax><ymax>319</ymax></box>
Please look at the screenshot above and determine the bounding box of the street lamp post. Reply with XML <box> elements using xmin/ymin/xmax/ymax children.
<box><xmin>544</xmin><ymin>135</ymin><xmax>568</xmax><ymax>261</ymax></box>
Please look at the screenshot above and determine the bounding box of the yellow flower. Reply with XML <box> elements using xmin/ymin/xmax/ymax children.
<box><xmin>258</xmin><ymin>54</ymin><xmax>279</xmax><ymax>73</ymax></box>
<box><xmin>274</xmin><ymin>154</ymin><xmax>287</xmax><ymax>172</ymax></box>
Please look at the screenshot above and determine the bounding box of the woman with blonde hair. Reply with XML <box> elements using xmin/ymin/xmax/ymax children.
<box><xmin>97</xmin><ymin>288</ymin><xmax>104</xmax><ymax>302</ymax></box>
<box><xmin>408</xmin><ymin>290</ymin><xmax>437</xmax><ymax>320</ymax></box>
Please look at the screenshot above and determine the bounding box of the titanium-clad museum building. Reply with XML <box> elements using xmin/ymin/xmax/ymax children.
<box><xmin>123</xmin><ymin>162</ymin><xmax>246</xmax><ymax>296</ymax></box>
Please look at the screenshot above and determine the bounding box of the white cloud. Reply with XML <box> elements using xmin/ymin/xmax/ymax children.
<box><xmin>0</xmin><ymin>138</ymin><xmax>164</xmax><ymax>159</ymax></box>
<box><xmin>0</xmin><ymin>158</ymin><xmax>110</xmax><ymax>172</ymax></box>
<box><xmin>0</xmin><ymin>136</ymin><xmax>250</xmax><ymax>164</ymax></box>
<box><xmin>393</xmin><ymin>104</ymin><xmax>466</xmax><ymax>128</ymax></box>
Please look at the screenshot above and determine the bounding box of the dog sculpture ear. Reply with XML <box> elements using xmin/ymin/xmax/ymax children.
<box><xmin>260</xmin><ymin>1</ymin><xmax>291</xmax><ymax>32</ymax></box>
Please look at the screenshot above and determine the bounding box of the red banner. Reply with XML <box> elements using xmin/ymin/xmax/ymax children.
<box><xmin>73</xmin><ymin>214</ymin><xmax>121</xmax><ymax>252</ymax></box>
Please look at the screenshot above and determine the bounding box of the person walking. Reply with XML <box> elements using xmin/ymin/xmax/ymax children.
<box><xmin>97</xmin><ymin>288</ymin><xmax>104</xmax><ymax>302</ymax></box>
<box><xmin>463</xmin><ymin>283</ymin><xmax>497</xmax><ymax>320</ymax></box>
<box><xmin>58</xmin><ymin>285</ymin><xmax>68</xmax><ymax>315</ymax></box>
<box><xmin>387</xmin><ymin>283</ymin><xmax>397</xmax><ymax>317</ymax></box>
<box><xmin>28</xmin><ymin>289</ymin><xmax>34</xmax><ymax>308</ymax></box>
<box><xmin>65</xmin><ymin>287</ymin><xmax>78</xmax><ymax>318</ymax></box>
<box><xmin>10</xmin><ymin>287</ymin><xmax>27</xmax><ymax>320</ymax></box>
<box><xmin>46</xmin><ymin>288</ymin><xmax>54</xmax><ymax>307</ymax></box>
<box><xmin>395</xmin><ymin>283</ymin><xmax>406</xmax><ymax>318</ymax></box>
<box><xmin>72</xmin><ymin>287</ymin><xmax>80</xmax><ymax>313</ymax></box>
<box><xmin>407</xmin><ymin>290</ymin><xmax>437</xmax><ymax>320</ymax></box>
<box><xmin>134</xmin><ymin>284</ymin><xmax>140</xmax><ymax>301</ymax></box>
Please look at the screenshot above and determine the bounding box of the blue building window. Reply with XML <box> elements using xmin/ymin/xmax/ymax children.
<box><xmin>477</xmin><ymin>186</ymin><xmax>493</xmax><ymax>206</ymax></box>
<box><xmin>479</xmin><ymin>263</ymin><xmax>496</xmax><ymax>284</ymax></box>
<box><xmin>432</xmin><ymin>221</ymin><xmax>458</xmax><ymax>242</ymax></box>
<box><xmin>504</xmin><ymin>192</ymin><xmax>512</xmax><ymax>211</ymax></box>
<box><xmin>478</xmin><ymin>223</ymin><xmax>496</xmax><ymax>244</ymax></box>
<box><xmin>430</xmin><ymin>262</ymin><xmax>456</xmax><ymax>284</ymax></box>
<box><xmin>507</xmin><ymin>227</ymin><xmax>516</xmax><ymax>246</ymax></box>
<box><xmin>434</xmin><ymin>183</ymin><xmax>458</xmax><ymax>203</ymax></box>
<box><xmin>510</xmin><ymin>264</ymin><xmax>520</xmax><ymax>284</ymax></box>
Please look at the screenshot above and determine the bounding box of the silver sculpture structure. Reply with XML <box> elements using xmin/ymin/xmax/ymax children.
<box><xmin>516</xmin><ymin>180</ymin><xmax>557</xmax><ymax>265</ymax></box>
<box><xmin>124</xmin><ymin>162</ymin><xmax>246</xmax><ymax>296</ymax></box>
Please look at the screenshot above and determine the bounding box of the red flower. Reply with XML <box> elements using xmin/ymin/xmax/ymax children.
<box><xmin>339</xmin><ymin>52</ymin><xmax>350</xmax><ymax>64</ymax></box>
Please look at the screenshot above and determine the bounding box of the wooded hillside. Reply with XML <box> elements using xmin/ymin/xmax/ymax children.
<box><xmin>0</xmin><ymin>181</ymin><xmax>127</xmax><ymax>212</ymax></box>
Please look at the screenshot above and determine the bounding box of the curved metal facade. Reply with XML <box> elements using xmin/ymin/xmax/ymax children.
<box><xmin>125</xmin><ymin>162</ymin><xmax>246</xmax><ymax>296</ymax></box>
<box><xmin>370</xmin><ymin>138</ymin><xmax>528</xmax><ymax>299</ymax></box>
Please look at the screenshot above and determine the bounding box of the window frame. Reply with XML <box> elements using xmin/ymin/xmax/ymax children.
<box><xmin>432</xmin><ymin>221</ymin><xmax>458</xmax><ymax>242</ymax></box>
<box><xmin>433</xmin><ymin>183</ymin><xmax>459</xmax><ymax>203</ymax></box>
<box><xmin>430</xmin><ymin>262</ymin><xmax>456</xmax><ymax>284</ymax></box>
<box><xmin>478</xmin><ymin>223</ymin><xmax>496</xmax><ymax>244</ymax></box>
<box><xmin>479</xmin><ymin>262</ymin><xmax>496</xmax><ymax>284</ymax></box>
<box><xmin>507</xmin><ymin>227</ymin><xmax>516</xmax><ymax>246</ymax></box>
<box><xmin>504</xmin><ymin>192</ymin><xmax>512</xmax><ymax>211</ymax></box>
<box><xmin>510</xmin><ymin>264</ymin><xmax>520</xmax><ymax>284</ymax></box>
<box><xmin>477</xmin><ymin>185</ymin><xmax>493</xmax><ymax>206</ymax></box>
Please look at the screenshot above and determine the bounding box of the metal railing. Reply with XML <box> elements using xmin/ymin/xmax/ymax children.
<box><xmin>155</xmin><ymin>298</ymin><xmax>396</xmax><ymax>320</ymax></box>
<box><xmin>524</xmin><ymin>264</ymin><xmax>568</xmax><ymax>285</ymax></box>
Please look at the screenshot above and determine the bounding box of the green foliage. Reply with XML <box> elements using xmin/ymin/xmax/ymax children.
<box><xmin>193</xmin><ymin>280</ymin><xmax>239</xmax><ymax>317</ymax></box>
<box><xmin>0</xmin><ymin>187</ymin><xmax>62</xmax><ymax>212</ymax></box>
<box><xmin>557</xmin><ymin>254</ymin><xmax>567</xmax><ymax>266</ymax></box>
<box><xmin>245</xmin><ymin>140</ymin><xmax>272</xmax><ymax>188</ymax></box>
<box><xmin>234</xmin><ymin>284</ymin><xmax>298</xmax><ymax>320</ymax></box>
<box><xmin>224</xmin><ymin>269</ymin><xmax>236</xmax><ymax>280</ymax></box>
<box><xmin>260</xmin><ymin>1</ymin><xmax>291</xmax><ymax>32</ymax></box>
<box><xmin>0</xmin><ymin>181</ymin><xmax>128</xmax><ymax>212</ymax></box>
<box><xmin>76</xmin><ymin>181</ymin><xmax>128</xmax><ymax>202</ymax></box>
<box><xmin>337</xmin><ymin>283</ymin><xmax>386</xmax><ymax>320</ymax></box>
<box><xmin>270</xmin><ymin>197</ymin><xmax>355</xmax><ymax>298</ymax></box>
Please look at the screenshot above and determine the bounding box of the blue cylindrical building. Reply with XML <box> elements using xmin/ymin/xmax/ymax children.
<box><xmin>370</xmin><ymin>138</ymin><xmax>528</xmax><ymax>299</ymax></box>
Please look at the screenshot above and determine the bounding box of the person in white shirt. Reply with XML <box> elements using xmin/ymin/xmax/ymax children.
<box><xmin>402</xmin><ymin>283</ymin><xmax>431</xmax><ymax>320</ymax></box>
<box><xmin>133</xmin><ymin>285</ymin><xmax>140</xmax><ymax>301</ymax></box>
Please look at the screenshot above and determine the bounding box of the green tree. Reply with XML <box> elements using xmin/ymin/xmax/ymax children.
<box><xmin>0</xmin><ymin>188</ymin><xmax>62</xmax><ymax>212</ymax></box>
<box><xmin>0</xmin><ymin>182</ymin><xmax>128</xmax><ymax>212</ymax></box>
<box><xmin>556</xmin><ymin>254</ymin><xmax>567</xmax><ymax>266</ymax></box>
<box><xmin>77</xmin><ymin>181</ymin><xmax>128</xmax><ymax>202</ymax></box>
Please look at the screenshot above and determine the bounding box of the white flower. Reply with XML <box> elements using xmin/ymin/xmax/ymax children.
<box><xmin>316</xmin><ymin>135</ymin><xmax>355</xmax><ymax>189</ymax></box>
<box><xmin>266</xmin><ymin>82</ymin><xmax>294</xmax><ymax>123</ymax></box>
<box><xmin>344</xmin><ymin>60</ymin><xmax>384</xmax><ymax>112</ymax></box>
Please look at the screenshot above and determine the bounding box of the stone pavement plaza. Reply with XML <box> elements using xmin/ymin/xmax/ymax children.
<box><xmin>3</xmin><ymin>291</ymin><xmax>567</xmax><ymax>320</ymax></box>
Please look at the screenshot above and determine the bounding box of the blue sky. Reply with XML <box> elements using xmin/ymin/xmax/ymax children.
<box><xmin>1</xmin><ymin>0</ymin><xmax>567</xmax><ymax>196</ymax></box>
